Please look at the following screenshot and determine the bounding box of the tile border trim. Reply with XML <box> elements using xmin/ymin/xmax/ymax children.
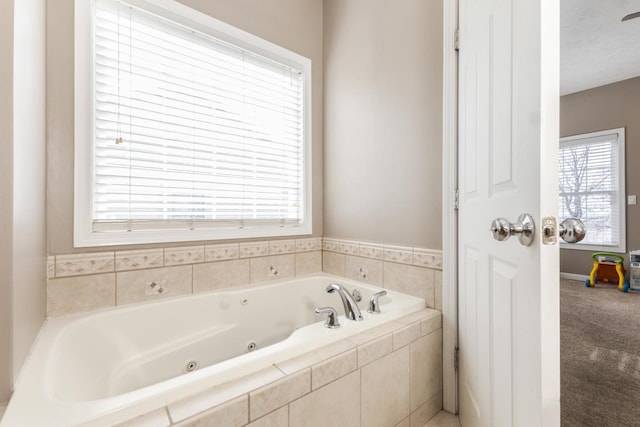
<box><xmin>322</xmin><ymin>238</ymin><xmax>443</xmax><ymax>270</ymax></box>
<box><xmin>48</xmin><ymin>238</ymin><xmax>323</xmax><ymax>279</ymax></box>
<box><xmin>47</xmin><ymin>238</ymin><xmax>441</xmax><ymax>280</ymax></box>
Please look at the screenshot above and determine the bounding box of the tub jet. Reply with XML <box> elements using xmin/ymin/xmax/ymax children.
<box><xmin>184</xmin><ymin>360</ymin><xmax>198</xmax><ymax>373</ymax></box>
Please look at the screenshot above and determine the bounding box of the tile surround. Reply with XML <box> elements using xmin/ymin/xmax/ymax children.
<box><xmin>249</xmin><ymin>368</ymin><xmax>311</xmax><ymax>420</ymax></box>
<box><xmin>55</xmin><ymin>252</ymin><xmax>114</xmax><ymax>277</ymax></box>
<box><xmin>345</xmin><ymin>255</ymin><xmax>383</xmax><ymax>285</ymax></box>
<box><xmin>164</xmin><ymin>246</ymin><xmax>205</xmax><ymax>266</ymax></box>
<box><xmin>167</xmin><ymin>367</ymin><xmax>283</xmax><ymax>423</ymax></box>
<box><xmin>110</xmin><ymin>309</ymin><xmax>442</xmax><ymax>426</ymax></box>
<box><xmin>289</xmin><ymin>371</ymin><xmax>361</xmax><ymax>427</ymax></box>
<box><xmin>434</xmin><ymin>270</ymin><xmax>443</xmax><ymax>310</ymax></box>
<box><xmin>311</xmin><ymin>348</ymin><xmax>358</xmax><ymax>389</ymax></box>
<box><xmin>358</xmin><ymin>242</ymin><xmax>384</xmax><ymax>260</ymax></box>
<box><xmin>361</xmin><ymin>346</ymin><xmax>411</xmax><ymax>427</ymax></box>
<box><xmin>411</xmin><ymin>394</ymin><xmax>444</xmax><ymax>427</ymax></box>
<box><xmin>268</xmin><ymin>239</ymin><xmax>296</xmax><ymax>255</ymax></box>
<box><xmin>384</xmin><ymin>262</ymin><xmax>436</xmax><ymax>308</ymax></box>
<box><xmin>295</xmin><ymin>251</ymin><xmax>322</xmax><ymax>276</ymax></box>
<box><xmin>47</xmin><ymin>238</ymin><xmax>322</xmax><ymax>281</ymax></box>
<box><xmin>115</xmin><ymin>249</ymin><xmax>164</xmax><ymax>272</ymax></box>
<box><xmin>384</xmin><ymin>245</ymin><xmax>415</xmax><ymax>265</ymax></box>
<box><xmin>113</xmin><ymin>408</ymin><xmax>171</xmax><ymax>427</ymax></box>
<box><xmin>45</xmin><ymin>237</ymin><xmax>441</xmax><ymax>317</ymax></box>
<box><xmin>192</xmin><ymin>259</ymin><xmax>251</xmax><ymax>293</ymax></box>
<box><xmin>425</xmin><ymin>411</ymin><xmax>461</xmax><ymax>427</ymax></box>
<box><xmin>46</xmin><ymin>238</ymin><xmax>321</xmax><ymax>317</ymax></box>
<box><xmin>47</xmin><ymin>273</ymin><xmax>116</xmax><ymax>317</ymax></box>
<box><xmin>204</xmin><ymin>243</ymin><xmax>240</xmax><ymax>262</ymax></box>
<box><xmin>249</xmin><ymin>254</ymin><xmax>296</xmax><ymax>283</ymax></box>
<box><xmin>322</xmin><ymin>238</ymin><xmax>443</xmax><ymax>270</ymax></box>
<box><xmin>39</xmin><ymin>238</ymin><xmax>445</xmax><ymax>425</ymax></box>
<box><xmin>276</xmin><ymin>339</ymin><xmax>356</xmax><ymax>376</ymax></box>
<box><xmin>355</xmin><ymin>334</ymin><xmax>394</xmax><ymax>367</ymax></box>
<box><xmin>174</xmin><ymin>395</ymin><xmax>248</xmax><ymax>427</ymax></box>
<box><xmin>411</xmin><ymin>330</ymin><xmax>443</xmax><ymax>412</ymax></box>
<box><xmin>116</xmin><ymin>265</ymin><xmax>192</xmax><ymax>306</ymax></box>
<box><xmin>239</xmin><ymin>242</ymin><xmax>270</xmax><ymax>259</ymax></box>
<box><xmin>245</xmin><ymin>406</ymin><xmax>288</xmax><ymax>427</ymax></box>
<box><xmin>322</xmin><ymin>250</ymin><xmax>346</xmax><ymax>276</ymax></box>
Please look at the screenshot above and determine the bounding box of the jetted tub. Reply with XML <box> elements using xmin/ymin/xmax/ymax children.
<box><xmin>1</xmin><ymin>273</ymin><xmax>425</xmax><ymax>426</ymax></box>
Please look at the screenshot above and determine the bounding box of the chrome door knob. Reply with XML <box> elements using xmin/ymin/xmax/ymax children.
<box><xmin>490</xmin><ymin>213</ymin><xmax>535</xmax><ymax>246</ymax></box>
<box><xmin>558</xmin><ymin>218</ymin><xmax>586</xmax><ymax>243</ymax></box>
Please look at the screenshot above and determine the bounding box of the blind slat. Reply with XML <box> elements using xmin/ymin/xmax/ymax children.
<box><xmin>92</xmin><ymin>0</ymin><xmax>306</xmax><ymax>228</ymax></box>
<box><xmin>558</xmin><ymin>134</ymin><xmax>621</xmax><ymax>246</ymax></box>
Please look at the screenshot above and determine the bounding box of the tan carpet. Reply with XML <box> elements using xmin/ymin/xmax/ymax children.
<box><xmin>561</xmin><ymin>279</ymin><xmax>640</xmax><ymax>427</ymax></box>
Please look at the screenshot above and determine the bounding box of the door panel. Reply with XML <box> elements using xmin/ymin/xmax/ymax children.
<box><xmin>490</xmin><ymin>257</ymin><xmax>515</xmax><ymax>426</ymax></box>
<box><xmin>458</xmin><ymin>0</ymin><xmax>560</xmax><ymax>426</ymax></box>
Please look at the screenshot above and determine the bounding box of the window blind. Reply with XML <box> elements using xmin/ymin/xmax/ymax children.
<box><xmin>558</xmin><ymin>132</ymin><xmax>621</xmax><ymax>247</ymax></box>
<box><xmin>92</xmin><ymin>0</ymin><xmax>306</xmax><ymax>233</ymax></box>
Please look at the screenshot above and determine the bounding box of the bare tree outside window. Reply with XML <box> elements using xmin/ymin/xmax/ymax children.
<box><xmin>558</xmin><ymin>129</ymin><xmax>625</xmax><ymax>251</ymax></box>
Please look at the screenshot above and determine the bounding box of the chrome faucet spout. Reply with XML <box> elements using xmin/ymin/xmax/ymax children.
<box><xmin>326</xmin><ymin>283</ymin><xmax>363</xmax><ymax>321</ymax></box>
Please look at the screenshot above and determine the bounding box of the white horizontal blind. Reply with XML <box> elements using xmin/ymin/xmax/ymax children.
<box><xmin>559</xmin><ymin>132</ymin><xmax>622</xmax><ymax>247</ymax></box>
<box><xmin>92</xmin><ymin>0</ymin><xmax>306</xmax><ymax>233</ymax></box>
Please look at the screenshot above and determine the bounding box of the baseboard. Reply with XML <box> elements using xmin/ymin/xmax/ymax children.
<box><xmin>560</xmin><ymin>272</ymin><xmax>589</xmax><ymax>282</ymax></box>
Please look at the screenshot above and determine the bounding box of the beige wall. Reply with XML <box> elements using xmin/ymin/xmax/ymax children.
<box><xmin>12</xmin><ymin>0</ymin><xmax>47</xmax><ymax>386</ymax></box>
<box><xmin>46</xmin><ymin>0</ymin><xmax>324</xmax><ymax>254</ymax></box>
<box><xmin>0</xmin><ymin>0</ymin><xmax>47</xmax><ymax>402</ymax></box>
<box><xmin>560</xmin><ymin>77</ymin><xmax>640</xmax><ymax>274</ymax></box>
<box><xmin>0</xmin><ymin>0</ymin><xmax>15</xmax><ymax>404</ymax></box>
<box><xmin>323</xmin><ymin>0</ymin><xmax>443</xmax><ymax>250</ymax></box>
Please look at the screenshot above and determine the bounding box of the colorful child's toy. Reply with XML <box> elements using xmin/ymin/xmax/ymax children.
<box><xmin>585</xmin><ymin>252</ymin><xmax>629</xmax><ymax>291</ymax></box>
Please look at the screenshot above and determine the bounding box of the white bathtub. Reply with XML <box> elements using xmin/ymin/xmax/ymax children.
<box><xmin>1</xmin><ymin>273</ymin><xmax>425</xmax><ymax>426</ymax></box>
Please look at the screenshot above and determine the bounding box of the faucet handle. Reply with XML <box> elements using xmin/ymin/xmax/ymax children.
<box><xmin>367</xmin><ymin>290</ymin><xmax>387</xmax><ymax>314</ymax></box>
<box><xmin>315</xmin><ymin>306</ymin><xmax>341</xmax><ymax>329</ymax></box>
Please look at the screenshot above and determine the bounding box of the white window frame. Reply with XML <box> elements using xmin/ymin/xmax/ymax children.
<box><xmin>559</xmin><ymin>127</ymin><xmax>626</xmax><ymax>252</ymax></box>
<box><xmin>74</xmin><ymin>0</ymin><xmax>312</xmax><ymax>247</ymax></box>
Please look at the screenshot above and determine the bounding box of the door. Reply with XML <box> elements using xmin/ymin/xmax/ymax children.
<box><xmin>457</xmin><ymin>0</ymin><xmax>560</xmax><ymax>426</ymax></box>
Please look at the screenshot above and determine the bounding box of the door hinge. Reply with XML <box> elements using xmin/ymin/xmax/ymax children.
<box><xmin>454</xmin><ymin>189</ymin><xmax>459</xmax><ymax>211</ymax></box>
<box><xmin>454</xmin><ymin>28</ymin><xmax>460</xmax><ymax>51</ymax></box>
<box><xmin>454</xmin><ymin>347</ymin><xmax>460</xmax><ymax>371</ymax></box>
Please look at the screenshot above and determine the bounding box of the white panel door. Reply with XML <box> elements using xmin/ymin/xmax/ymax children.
<box><xmin>457</xmin><ymin>0</ymin><xmax>561</xmax><ymax>426</ymax></box>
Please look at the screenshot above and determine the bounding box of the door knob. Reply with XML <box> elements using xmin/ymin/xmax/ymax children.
<box><xmin>540</xmin><ymin>217</ymin><xmax>586</xmax><ymax>244</ymax></box>
<box><xmin>558</xmin><ymin>218</ymin><xmax>586</xmax><ymax>243</ymax></box>
<box><xmin>490</xmin><ymin>213</ymin><xmax>535</xmax><ymax>246</ymax></box>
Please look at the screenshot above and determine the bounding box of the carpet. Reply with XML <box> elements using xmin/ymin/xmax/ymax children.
<box><xmin>561</xmin><ymin>279</ymin><xmax>640</xmax><ymax>427</ymax></box>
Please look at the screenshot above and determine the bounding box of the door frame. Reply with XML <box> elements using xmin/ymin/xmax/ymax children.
<box><xmin>441</xmin><ymin>0</ymin><xmax>459</xmax><ymax>414</ymax></box>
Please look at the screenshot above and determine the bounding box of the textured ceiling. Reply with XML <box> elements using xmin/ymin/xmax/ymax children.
<box><xmin>561</xmin><ymin>0</ymin><xmax>640</xmax><ymax>95</ymax></box>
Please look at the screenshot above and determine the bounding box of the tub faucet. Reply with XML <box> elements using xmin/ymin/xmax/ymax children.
<box><xmin>326</xmin><ymin>283</ymin><xmax>363</xmax><ymax>321</ymax></box>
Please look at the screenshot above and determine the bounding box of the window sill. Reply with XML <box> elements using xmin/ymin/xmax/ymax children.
<box><xmin>73</xmin><ymin>224</ymin><xmax>312</xmax><ymax>248</ymax></box>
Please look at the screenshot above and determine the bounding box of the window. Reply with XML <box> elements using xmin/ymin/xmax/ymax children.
<box><xmin>74</xmin><ymin>0</ymin><xmax>311</xmax><ymax>247</ymax></box>
<box><xmin>559</xmin><ymin>128</ymin><xmax>625</xmax><ymax>252</ymax></box>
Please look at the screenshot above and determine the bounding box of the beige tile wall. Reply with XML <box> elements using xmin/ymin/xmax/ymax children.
<box><xmin>110</xmin><ymin>308</ymin><xmax>442</xmax><ymax>427</ymax></box>
<box><xmin>46</xmin><ymin>238</ymin><xmax>322</xmax><ymax>317</ymax></box>
<box><xmin>46</xmin><ymin>238</ymin><xmax>443</xmax><ymax>318</ymax></box>
<box><xmin>322</xmin><ymin>238</ymin><xmax>443</xmax><ymax>309</ymax></box>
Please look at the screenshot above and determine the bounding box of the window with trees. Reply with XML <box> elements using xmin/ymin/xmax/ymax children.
<box><xmin>559</xmin><ymin>128</ymin><xmax>625</xmax><ymax>252</ymax></box>
<box><xmin>74</xmin><ymin>0</ymin><xmax>312</xmax><ymax>247</ymax></box>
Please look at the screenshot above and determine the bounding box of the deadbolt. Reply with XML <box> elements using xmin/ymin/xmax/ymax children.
<box><xmin>490</xmin><ymin>213</ymin><xmax>535</xmax><ymax>246</ymax></box>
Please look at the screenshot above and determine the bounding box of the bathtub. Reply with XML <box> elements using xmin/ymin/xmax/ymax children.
<box><xmin>1</xmin><ymin>273</ymin><xmax>425</xmax><ymax>426</ymax></box>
